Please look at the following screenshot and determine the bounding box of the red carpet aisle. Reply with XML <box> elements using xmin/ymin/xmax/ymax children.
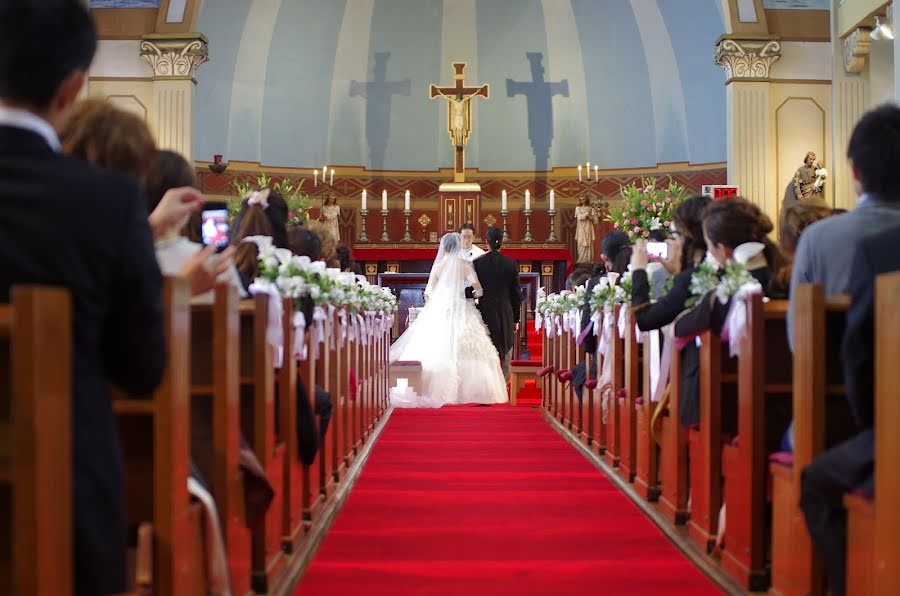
<box><xmin>296</xmin><ymin>408</ymin><xmax>720</xmax><ymax>595</ymax></box>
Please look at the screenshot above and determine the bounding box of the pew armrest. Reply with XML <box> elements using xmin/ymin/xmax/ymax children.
<box><xmin>537</xmin><ymin>365</ymin><xmax>555</xmax><ymax>378</ymax></box>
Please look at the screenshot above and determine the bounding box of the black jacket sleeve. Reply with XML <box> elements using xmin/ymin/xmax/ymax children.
<box><xmin>101</xmin><ymin>186</ymin><xmax>165</xmax><ymax>395</ymax></box>
<box><xmin>632</xmin><ymin>267</ymin><xmax>693</xmax><ymax>332</ymax></box>
<box><xmin>581</xmin><ymin>276</ymin><xmax>599</xmax><ymax>354</ymax></box>
<box><xmin>507</xmin><ymin>260</ymin><xmax>522</xmax><ymax>323</ymax></box>
<box><xmin>841</xmin><ymin>243</ymin><xmax>876</xmax><ymax>430</ymax></box>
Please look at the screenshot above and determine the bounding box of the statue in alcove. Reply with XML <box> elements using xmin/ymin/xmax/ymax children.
<box><xmin>574</xmin><ymin>195</ymin><xmax>598</xmax><ymax>265</ymax></box>
<box><xmin>782</xmin><ymin>151</ymin><xmax>824</xmax><ymax>210</ymax></box>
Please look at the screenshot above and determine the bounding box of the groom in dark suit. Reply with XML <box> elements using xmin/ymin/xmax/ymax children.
<box><xmin>473</xmin><ymin>227</ymin><xmax>522</xmax><ymax>381</ymax></box>
<box><xmin>0</xmin><ymin>3</ymin><xmax>167</xmax><ymax>593</ymax></box>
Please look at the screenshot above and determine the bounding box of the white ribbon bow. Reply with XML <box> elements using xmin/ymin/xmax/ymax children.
<box><xmin>246</xmin><ymin>188</ymin><xmax>270</xmax><ymax>209</ymax></box>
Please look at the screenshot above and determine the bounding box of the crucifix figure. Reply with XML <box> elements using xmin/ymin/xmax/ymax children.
<box><xmin>430</xmin><ymin>62</ymin><xmax>489</xmax><ymax>183</ymax></box>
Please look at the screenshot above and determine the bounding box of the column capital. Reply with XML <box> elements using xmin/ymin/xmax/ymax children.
<box><xmin>140</xmin><ymin>33</ymin><xmax>208</xmax><ymax>81</ymax></box>
<box><xmin>842</xmin><ymin>27</ymin><xmax>872</xmax><ymax>74</ymax></box>
<box><xmin>714</xmin><ymin>35</ymin><xmax>781</xmax><ymax>82</ymax></box>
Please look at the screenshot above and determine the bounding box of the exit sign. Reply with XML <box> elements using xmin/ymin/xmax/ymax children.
<box><xmin>701</xmin><ymin>185</ymin><xmax>739</xmax><ymax>200</ymax></box>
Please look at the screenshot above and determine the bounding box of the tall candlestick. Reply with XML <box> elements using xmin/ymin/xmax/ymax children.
<box><xmin>330</xmin><ymin>169</ymin><xmax>334</xmax><ymax>185</ymax></box>
<box><xmin>404</xmin><ymin>190</ymin><xmax>410</xmax><ymax>211</ymax></box>
<box><xmin>524</xmin><ymin>189</ymin><xmax>530</xmax><ymax>211</ymax></box>
<box><xmin>381</xmin><ymin>190</ymin><xmax>387</xmax><ymax>211</ymax></box>
<box><xmin>322</xmin><ymin>166</ymin><xmax>327</xmax><ymax>180</ymax></box>
<box><xmin>501</xmin><ymin>189</ymin><xmax>507</xmax><ymax>210</ymax></box>
<box><xmin>314</xmin><ymin>170</ymin><xmax>318</xmax><ymax>186</ymax></box>
<box><xmin>361</xmin><ymin>189</ymin><xmax>367</xmax><ymax>210</ymax></box>
<box><xmin>594</xmin><ymin>165</ymin><xmax>599</xmax><ymax>182</ymax></box>
<box><xmin>586</xmin><ymin>161</ymin><xmax>591</xmax><ymax>174</ymax></box>
<box><xmin>549</xmin><ymin>189</ymin><xmax>555</xmax><ymax>210</ymax></box>
<box><xmin>577</xmin><ymin>165</ymin><xmax>582</xmax><ymax>182</ymax></box>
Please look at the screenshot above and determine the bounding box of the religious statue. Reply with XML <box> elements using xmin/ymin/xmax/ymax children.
<box><xmin>429</xmin><ymin>62</ymin><xmax>489</xmax><ymax>183</ymax></box>
<box><xmin>574</xmin><ymin>196</ymin><xmax>598</xmax><ymax>265</ymax></box>
<box><xmin>319</xmin><ymin>194</ymin><xmax>340</xmax><ymax>242</ymax></box>
<box><xmin>782</xmin><ymin>151</ymin><xmax>824</xmax><ymax>209</ymax></box>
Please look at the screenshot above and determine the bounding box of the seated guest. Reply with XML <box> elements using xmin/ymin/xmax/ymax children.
<box><xmin>0</xmin><ymin>3</ymin><xmax>165</xmax><ymax>592</ymax></box>
<box><xmin>800</xmin><ymin>105</ymin><xmax>900</xmax><ymax>596</ymax></box>
<box><xmin>61</xmin><ymin>99</ymin><xmax>229</xmax><ymax>296</ymax></box>
<box><xmin>787</xmin><ymin>104</ymin><xmax>900</xmax><ymax>348</ymax></box>
<box><xmin>144</xmin><ymin>150</ymin><xmax>245</xmax><ymax>302</ymax></box>
<box><xmin>630</xmin><ymin>195</ymin><xmax>711</xmax><ymax>427</ymax></box>
<box><xmin>572</xmin><ymin>232</ymin><xmax>632</xmax><ymax>401</ymax></box>
<box><xmin>336</xmin><ymin>243</ymin><xmax>363</xmax><ymax>275</ymax></box>
<box><xmin>231</xmin><ymin>189</ymin><xmax>289</xmax><ymax>289</ymax></box>
<box><xmin>769</xmin><ymin>202</ymin><xmax>834</xmax><ymax>299</ymax></box>
<box><xmin>674</xmin><ymin>197</ymin><xmax>782</xmax><ymax>340</ymax></box>
<box><xmin>566</xmin><ymin>268</ymin><xmax>591</xmax><ymax>291</ymax></box>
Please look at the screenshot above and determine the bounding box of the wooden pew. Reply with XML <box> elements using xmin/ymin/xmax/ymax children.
<box><xmin>618</xmin><ymin>313</ymin><xmax>640</xmax><ymax>482</ymax></box>
<box><xmin>687</xmin><ymin>330</ymin><xmax>737</xmax><ymax>552</ymax></box>
<box><xmin>634</xmin><ymin>330</ymin><xmax>660</xmax><ymax>501</ymax></box>
<box><xmin>238</xmin><ymin>296</ymin><xmax>286</xmax><ymax>593</ymax></box>
<box><xmin>0</xmin><ymin>287</ymin><xmax>72</xmax><ymax>596</ymax></box>
<box><xmin>770</xmin><ymin>286</ymin><xmax>850</xmax><ymax>596</ymax></box>
<box><xmin>722</xmin><ymin>297</ymin><xmax>791</xmax><ymax>590</ymax></box>
<box><xmin>604</xmin><ymin>305</ymin><xmax>625</xmax><ymax>469</ymax></box>
<box><xmin>659</xmin><ymin>343</ymin><xmax>689</xmax><ymax>524</ymax></box>
<box><xmin>188</xmin><ymin>285</ymin><xmax>249</xmax><ymax>593</ymax></box>
<box><xmin>115</xmin><ymin>278</ymin><xmax>205</xmax><ymax>595</ymax></box>
<box><xmin>844</xmin><ymin>271</ymin><xmax>900</xmax><ymax>594</ymax></box>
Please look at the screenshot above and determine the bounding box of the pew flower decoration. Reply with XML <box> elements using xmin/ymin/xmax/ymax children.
<box><xmin>606</xmin><ymin>177</ymin><xmax>687</xmax><ymax>241</ymax></box>
<box><xmin>715</xmin><ymin>260</ymin><xmax>758</xmax><ymax>305</ymax></box>
<box><xmin>686</xmin><ymin>261</ymin><xmax>719</xmax><ymax>308</ymax></box>
<box><xmin>589</xmin><ymin>275</ymin><xmax>630</xmax><ymax>311</ymax></box>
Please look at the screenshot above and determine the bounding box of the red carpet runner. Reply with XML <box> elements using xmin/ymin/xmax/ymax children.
<box><xmin>296</xmin><ymin>408</ymin><xmax>720</xmax><ymax>595</ymax></box>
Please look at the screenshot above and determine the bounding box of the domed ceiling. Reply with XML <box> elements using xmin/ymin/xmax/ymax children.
<box><xmin>193</xmin><ymin>0</ymin><xmax>728</xmax><ymax>171</ymax></box>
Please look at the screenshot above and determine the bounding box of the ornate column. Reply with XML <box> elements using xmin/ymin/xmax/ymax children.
<box><xmin>833</xmin><ymin>11</ymin><xmax>869</xmax><ymax>210</ymax></box>
<box><xmin>715</xmin><ymin>36</ymin><xmax>781</xmax><ymax>221</ymax></box>
<box><xmin>140</xmin><ymin>33</ymin><xmax>208</xmax><ymax>161</ymax></box>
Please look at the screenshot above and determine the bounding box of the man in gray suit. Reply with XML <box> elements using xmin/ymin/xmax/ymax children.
<box><xmin>787</xmin><ymin>104</ymin><xmax>900</xmax><ymax>349</ymax></box>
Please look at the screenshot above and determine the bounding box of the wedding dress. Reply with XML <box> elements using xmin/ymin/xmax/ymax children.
<box><xmin>389</xmin><ymin>233</ymin><xmax>508</xmax><ymax>407</ymax></box>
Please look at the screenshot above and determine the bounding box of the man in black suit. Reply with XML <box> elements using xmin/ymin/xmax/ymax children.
<box><xmin>800</xmin><ymin>105</ymin><xmax>900</xmax><ymax>596</ymax></box>
<box><xmin>473</xmin><ymin>227</ymin><xmax>522</xmax><ymax>381</ymax></box>
<box><xmin>0</xmin><ymin>3</ymin><xmax>167</xmax><ymax>593</ymax></box>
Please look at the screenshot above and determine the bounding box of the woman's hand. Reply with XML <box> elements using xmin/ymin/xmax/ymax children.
<box><xmin>661</xmin><ymin>239</ymin><xmax>682</xmax><ymax>275</ymax></box>
<box><xmin>630</xmin><ymin>239</ymin><xmax>649</xmax><ymax>271</ymax></box>
<box><xmin>148</xmin><ymin>187</ymin><xmax>204</xmax><ymax>240</ymax></box>
<box><xmin>180</xmin><ymin>245</ymin><xmax>237</xmax><ymax>297</ymax></box>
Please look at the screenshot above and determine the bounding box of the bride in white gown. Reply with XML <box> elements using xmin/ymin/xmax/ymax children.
<box><xmin>389</xmin><ymin>232</ymin><xmax>509</xmax><ymax>407</ymax></box>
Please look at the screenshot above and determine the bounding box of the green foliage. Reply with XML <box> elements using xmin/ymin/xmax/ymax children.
<box><xmin>230</xmin><ymin>173</ymin><xmax>313</xmax><ymax>227</ymax></box>
<box><xmin>606</xmin><ymin>176</ymin><xmax>688</xmax><ymax>242</ymax></box>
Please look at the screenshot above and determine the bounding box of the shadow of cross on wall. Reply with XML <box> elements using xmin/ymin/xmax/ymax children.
<box><xmin>506</xmin><ymin>52</ymin><xmax>569</xmax><ymax>174</ymax></box>
<box><xmin>350</xmin><ymin>52</ymin><xmax>412</xmax><ymax>171</ymax></box>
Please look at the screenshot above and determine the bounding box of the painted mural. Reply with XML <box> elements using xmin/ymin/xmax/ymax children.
<box><xmin>194</xmin><ymin>0</ymin><xmax>728</xmax><ymax>172</ymax></box>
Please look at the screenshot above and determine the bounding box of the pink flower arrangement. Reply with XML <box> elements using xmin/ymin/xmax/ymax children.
<box><xmin>606</xmin><ymin>176</ymin><xmax>688</xmax><ymax>242</ymax></box>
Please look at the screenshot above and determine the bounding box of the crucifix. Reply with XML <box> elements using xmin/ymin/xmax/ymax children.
<box><xmin>429</xmin><ymin>62</ymin><xmax>489</xmax><ymax>184</ymax></box>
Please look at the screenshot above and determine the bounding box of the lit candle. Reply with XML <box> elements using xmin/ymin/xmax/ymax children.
<box><xmin>404</xmin><ymin>190</ymin><xmax>410</xmax><ymax>211</ymax></box>
<box><xmin>549</xmin><ymin>189</ymin><xmax>555</xmax><ymax>210</ymax></box>
<box><xmin>577</xmin><ymin>165</ymin><xmax>582</xmax><ymax>182</ymax></box>
<box><xmin>594</xmin><ymin>165</ymin><xmax>599</xmax><ymax>182</ymax></box>
<box><xmin>314</xmin><ymin>170</ymin><xmax>318</xmax><ymax>186</ymax></box>
<box><xmin>361</xmin><ymin>189</ymin><xmax>367</xmax><ymax>210</ymax></box>
<box><xmin>322</xmin><ymin>166</ymin><xmax>328</xmax><ymax>180</ymax></box>
<box><xmin>586</xmin><ymin>161</ymin><xmax>591</xmax><ymax>174</ymax></box>
<box><xmin>501</xmin><ymin>189</ymin><xmax>507</xmax><ymax>210</ymax></box>
<box><xmin>330</xmin><ymin>169</ymin><xmax>334</xmax><ymax>185</ymax></box>
<box><xmin>382</xmin><ymin>190</ymin><xmax>387</xmax><ymax>211</ymax></box>
<box><xmin>525</xmin><ymin>189</ymin><xmax>531</xmax><ymax>211</ymax></box>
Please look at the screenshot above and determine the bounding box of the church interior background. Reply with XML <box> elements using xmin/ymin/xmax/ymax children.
<box><xmin>87</xmin><ymin>0</ymin><xmax>898</xmax><ymax>287</ymax></box>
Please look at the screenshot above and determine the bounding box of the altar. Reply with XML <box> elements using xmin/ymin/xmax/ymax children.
<box><xmin>354</xmin><ymin>242</ymin><xmax>572</xmax><ymax>293</ymax></box>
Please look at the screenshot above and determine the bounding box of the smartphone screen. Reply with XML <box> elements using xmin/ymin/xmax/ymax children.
<box><xmin>201</xmin><ymin>204</ymin><xmax>230</xmax><ymax>251</ymax></box>
<box><xmin>647</xmin><ymin>241</ymin><xmax>668</xmax><ymax>259</ymax></box>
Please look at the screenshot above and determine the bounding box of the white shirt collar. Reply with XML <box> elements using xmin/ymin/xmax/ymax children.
<box><xmin>0</xmin><ymin>105</ymin><xmax>61</xmax><ymax>152</ymax></box>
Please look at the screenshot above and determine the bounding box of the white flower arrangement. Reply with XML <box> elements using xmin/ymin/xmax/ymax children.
<box><xmin>715</xmin><ymin>260</ymin><xmax>758</xmax><ymax>305</ymax></box>
<box><xmin>686</xmin><ymin>261</ymin><xmax>720</xmax><ymax>307</ymax></box>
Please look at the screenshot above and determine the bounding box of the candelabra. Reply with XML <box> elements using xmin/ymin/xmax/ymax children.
<box><xmin>358</xmin><ymin>209</ymin><xmax>369</xmax><ymax>242</ymax></box>
<box><xmin>523</xmin><ymin>209</ymin><xmax>533</xmax><ymax>242</ymax></box>
<box><xmin>547</xmin><ymin>208</ymin><xmax>557</xmax><ymax>242</ymax></box>
<box><xmin>402</xmin><ymin>209</ymin><xmax>412</xmax><ymax>242</ymax></box>
<box><xmin>500</xmin><ymin>209</ymin><xmax>510</xmax><ymax>243</ymax></box>
<box><xmin>380</xmin><ymin>209</ymin><xmax>390</xmax><ymax>241</ymax></box>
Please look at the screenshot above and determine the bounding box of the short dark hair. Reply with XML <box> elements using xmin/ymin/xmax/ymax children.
<box><xmin>486</xmin><ymin>227</ymin><xmax>503</xmax><ymax>250</ymax></box>
<box><xmin>145</xmin><ymin>150</ymin><xmax>197</xmax><ymax>213</ymax></box>
<box><xmin>459</xmin><ymin>223</ymin><xmax>475</xmax><ymax>233</ymax></box>
<box><xmin>0</xmin><ymin>1</ymin><xmax>97</xmax><ymax>110</ymax></box>
<box><xmin>847</xmin><ymin>103</ymin><xmax>900</xmax><ymax>201</ymax></box>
